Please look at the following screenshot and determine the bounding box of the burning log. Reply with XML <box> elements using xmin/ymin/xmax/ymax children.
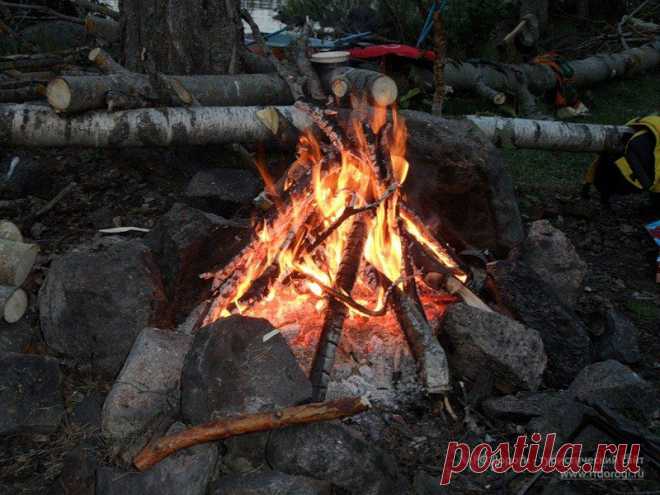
<box><xmin>310</xmin><ymin>217</ymin><xmax>368</xmax><ymax>401</ymax></box>
<box><xmin>0</xmin><ymin>285</ymin><xmax>27</xmax><ymax>323</ymax></box>
<box><xmin>133</xmin><ymin>396</ymin><xmax>371</xmax><ymax>471</ymax></box>
<box><xmin>0</xmin><ymin>239</ymin><xmax>39</xmax><ymax>287</ymax></box>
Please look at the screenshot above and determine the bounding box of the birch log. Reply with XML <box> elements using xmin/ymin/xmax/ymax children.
<box><xmin>0</xmin><ymin>285</ymin><xmax>27</xmax><ymax>323</ymax></box>
<box><xmin>464</xmin><ymin>115</ymin><xmax>633</xmax><ymax>153</ymax></box>
<box><xmin>324</xmin><ymin>67</ymin><xmax>398</xmax><ymax>107</ymax></box>
<box><xmin>444</xmin><ymin>40</ymin><xmax>660</xmax><ymax>104</ymax></box>
<box><xmin>47</xmin><ymin>73</ymin><xmax>294</xmax><ymax>113</ymax></box>
<box><xmin>0</xmin><ymin>239</ymin><xmax>39</xmax><ymax>286</ymax></box>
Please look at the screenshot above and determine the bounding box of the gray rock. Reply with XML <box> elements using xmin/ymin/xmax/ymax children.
<box><xmin>144</xmin><ymin>203</ymin><xmax>249</xmax><ymax>322</ymax></box>
<box><xmin>96</xmin><ymin>422</ymin><xmax>217</xmax><ymax>495</ymax></box>
<box><xmin>181</xmin><ymin>316</ymin><xmax>311</xmax><ymax>472</ymax></box>
<box><xmin>102</xmin><ymin>328</ymin><xmax>192</xmax><ymax>449</ymax></box>
<box><xmin>568</xmin><ymin>360</ymin><xmax>657</xmax><ymax>419</ymax></box>
<box><xmin>402</xmin><ymin>111</ymin><xmax>523</xmax><ymax>257</ymax></box>
<box><xmin>266</xmin><ymin>422</ymin><xmax>409</xmax><ymax>495</ymax></box>
<box><xmin>212</xmin><ymin>471</ymin><xmax>331</xmax><ymax>495</ymax></box>
<box><xmin>39</xmin><ymin>240</ymin><xmax>169</xmax><ymax>376</ymax></box>
<box><xmin>184</xmin><ymin>168</ymin><xmax>262</xmax><ymax>216</ymax></box>
<box><xmin>520</xmin><ymin>220</ymin><xmax>587</xmax><ymax>308</ymax></box>
<box><xmin>443</xmin><ymin>303</ymin><xmax>546</xmax><ymax>392</ymax></box>
<box><xmin>593</xmin><ymin>310</ymin><xmax>641</xmax><ymax>364</ymax></box>
<box><xmin>526</xmin><ymin>399</ymin><xmax>587</xmax><ymax>442</ymax></box>
<box><xmin>0</xmin><ymin>319</ymin><xmax>36</xmax><ymax>353</ymax></box>
<box><xmin>0</xmin><ymin>352</ymin><xmax>64</xmax><ymax>435</ymax></box>
<box><xmin>486</xmin><ymin>257</ymin><xmax>591</xmax><ymax>388</ymax></box>
<box><xmin>483</xmin><ymin>392</ymin><xmax>563</xmax><ymax>420</ymax></box>
<box><xmin>483</xmin><ymin>391</ymin><xmax>586</xmax><ymax>442</ymax></box>
<box><xmin>573</xmin><ymin>424</ymin><xmax>616</xmax><ymax>453</ymax></box>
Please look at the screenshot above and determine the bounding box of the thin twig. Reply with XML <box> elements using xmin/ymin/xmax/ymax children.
<box><xmin>31</xmin><ymin>182</ymin><xmax>77</xmax><ymax>219</ymax></box>
<box><xmin>0</xmin><ymin>1</ymin><xmax>83</xmax><ymax>24</ymax></box>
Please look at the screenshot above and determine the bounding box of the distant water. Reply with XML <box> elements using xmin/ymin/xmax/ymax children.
<box><xmin>101</xmin><ymin>0</ymin><xmax>285</xmax><ymax>33</ymax></box>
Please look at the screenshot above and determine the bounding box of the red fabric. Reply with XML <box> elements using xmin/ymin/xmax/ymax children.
<box><xmin>349</xmin><ymin>44</ymin><xmax>436</xmax><ymax>61</ymax></box>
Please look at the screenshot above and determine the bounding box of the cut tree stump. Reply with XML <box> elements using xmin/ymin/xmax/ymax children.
<box><xmin>133</xmin><ymin>396</ymin><xmax>371</xmax><ymax>471</ymax></box>
<box><xmin>0</xmin><ymin>285</ymin><xmax>27</xmax><ymax>323</ymax></box>
<box><xmin>0</xmin><ymin>239</ymin><xmax>39</xmax><ymax>286</ymax></box>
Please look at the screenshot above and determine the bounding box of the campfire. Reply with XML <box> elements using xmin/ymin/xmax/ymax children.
<box><xmin>201</xmin><ymin>100</ymin><xmax>471</xmax><ymax>400</ymax></box>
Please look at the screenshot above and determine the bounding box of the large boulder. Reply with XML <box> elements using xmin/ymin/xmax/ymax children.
<box><xmin>212</xmin><ymin>471</ymin><xmax>331</xmax><ymax>495</ymax></box>
<box><xmin>520</xmin><ymin>220</ymin><xmax>587</xmax><ymax>308</ymax></box>
<box><xmin>568</xmin><ymin>360</ymin><xmax>657</xmax><ymax>419</ymax></box>
<box><xmin>102</xmin><ymin>328</ymin><xmax>193</xmax><ymax>457</ymax></box>
<box><xmin>145</xmin><ymin>203</ymin><xmax>249</xmax><ymax>322</ymax></box>
<box><xmin>267</xmin><ymin>422</ymin><xmax>409</xmax><ymax>495</ymax></box>
<box><xmin>96</xmin><ymin>422</ymin><xmax>217</xmax><ymax>495</ymax></box>
<box><xmin>181</xmin><ymin>316</ymin><xmax>311</xmax><ymax>471</ymax></box>
<box><xmin>0</xmin><ymin>352</ymin><xmax>64</xmax><ymax>435</ymax></box>
<box><xmin>486</xmin><ymin>257</ymin><xmax>591</xmax><ymax>387</ymax></box>
<box><xmin>401</xmin><ymin>110</ymin><xmax>524</xmax><ymax>257</ymax></box>
<box><xmin>593</xmin><ymin>310</ymin><xmax>641</xmax><ymax>364</ymax></box>
<box><xmin>442</xmin><ymin>303</ymin><xmax>546</xmax><ymax>392</ymax></box>
<box><xmin>39</xmin><ymin>240</ymin><xmax>169</xmax><ymax>376</ymax></box>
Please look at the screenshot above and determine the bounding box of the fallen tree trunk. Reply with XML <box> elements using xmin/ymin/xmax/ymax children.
<box><xmin>444</xmin><ymin>40</ymin><xmax>660</xmax><ymax>110</ymax></box>
<box><xmin>0</xmin><ymin>48</ymin><xmax>88</xmax><ymax>72</ymax></box>
<box><xmin>465</xmin><ymin>115</ymin><xmax>633</xmax><ymax>153</ymax></box>
<box><xmin>0</xmin><ymin>84</ymin><xmax>46</xmax><ymax>102</ymax></box>
<box><xmin>0</xmin><ymin>103</ymin><xmax>634</xmax><ymax>153</ymax></box>
<box><xmin>133</xmin><ymin>396</ymin><xmax>370</xmax><ymax>471</ymax></box>
<box><xmin>47</xmin><ymin>73</ymin><xmax>293</xmax><ymax>113</ymax></box>
<box><xmin>0</xmin><ymin>285</ymin><xmax>27</xmax><ymax>323</ymax></box>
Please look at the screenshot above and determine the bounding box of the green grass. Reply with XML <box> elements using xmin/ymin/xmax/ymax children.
<box><xmin>487</xmin><ymin>72</ymin><xmax>660</xmax><ymax>191</ymax></box>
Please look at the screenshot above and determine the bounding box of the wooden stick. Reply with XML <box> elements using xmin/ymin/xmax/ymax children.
<box><xmin>0</xmin><ymin>285</ymin><xmax>27</xmax><ymax>323</ymax></box>
<box><xmin>503</xmin><ymin>18</ymin><xmax>529</xmax><ymax>45</ymax></box>
<box><xmin>0</xmin><ymin>239</ymin><xmax>39</xmax><ymax>286</ymax></box>
<box><xmin>310</xmin><ymin>217</ymin><xmax>367</xmax><ymax>401</ymax></box>
<box><xmin>133</xmin><ymin>396</ymin><xmax>371</xmax><ymax>471</ymax></box>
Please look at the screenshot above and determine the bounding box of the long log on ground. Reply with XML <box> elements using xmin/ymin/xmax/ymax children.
<box><xmin>323</xmin><ymin>67</ymin><xmax>398</xmax><ymax>107</ymax></box>
<box><xmin>0</xmin><ymin>48</ymin><xmax>89</xmax><ymax>72</ymax></box>
<box><xmin>0</xmin><ymin>285</ymin><xmax>27</xmax><ymax>323</ymax></box>
<box><xmin>133</xmin><ymin>396</ymin><xmax>370</xmax><ymax>471</ymax></box>
<box><xmin>47</xmin><ymin>73</ymin><xmax>294</xmax><ymax>113</ymax></box>
<box><xmin>444</xmin><ymin>40</ymin><xmax>660</xmax><ymax>107</ymax></box>
<box><xmin>0</xmin><ymin>104</ymin><xmax>635</xmax><ymax>153</ymax></box>
<box><xmin>464</xmin><ymin>115</ymin><xmax>633</xmax><ymax>153</ymax></box>
<box><xmin>0</xmin><ymin>239</ymin><xmax>39</xmax><ymax>286</ymax></box>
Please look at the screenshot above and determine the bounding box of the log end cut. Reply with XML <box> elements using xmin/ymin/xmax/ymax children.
<box><xmin>46</xmin><ymin>78</ymin><xmax>72</xmax><ymax>113</ymax></box>
<box><xmin>0</xmin><ymin>286</ymin><xmax>27</xmax><ymax>323</ymax></box>
<box><xmin>369</xmin><ymin>76</ymin><xmax>398</xmax><ymax>107</ymax></box>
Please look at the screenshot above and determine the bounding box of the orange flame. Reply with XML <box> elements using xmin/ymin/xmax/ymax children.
<box><xmin>205</xmin><ymin>102</ymin><xmax>464</xmax><ymax>326</ymax></box>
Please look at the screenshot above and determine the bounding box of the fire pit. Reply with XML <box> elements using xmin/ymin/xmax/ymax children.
<box><xmin>200</xmin><ymin>100</ymin><xmax>473</xmax><ymax>401</ymax></box>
